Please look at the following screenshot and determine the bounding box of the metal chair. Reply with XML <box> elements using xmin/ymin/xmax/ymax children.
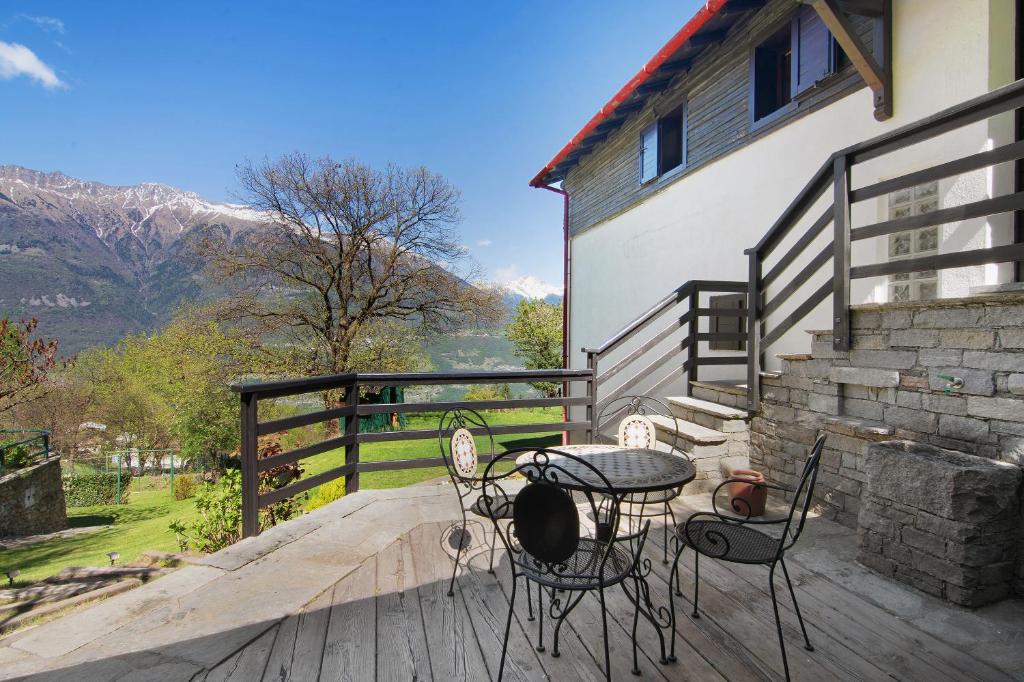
<box><xmin>598</xmin><ymin>395</ymin><xmax>688</xmax><ymax>563</ymax></box>
<box><xmin>670</xmin><ymin>433</ymin><xmax>827</xmax><ymax>681</ymax></box>
<box><xmin>437</xmin><ymin>408</ymin><xmax>515</xmax><ymax>597</ymax></box>
<box><xmin>481</xmin><ymin>447</ymin><xmax>651</xmax><ymax>682</ymax></box>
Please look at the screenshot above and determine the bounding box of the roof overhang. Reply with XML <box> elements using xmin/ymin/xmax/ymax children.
<box><xmin>530</xmin><ymin>0</ymin><xmax>769</xmax><ymax>188</ymax></box>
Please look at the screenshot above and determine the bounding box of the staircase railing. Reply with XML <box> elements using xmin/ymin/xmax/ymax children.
<box><xmin>745</xmin><ymin>78</ymin><xmax>1024</xmax><ymax>411</ymax></box>
<box><xmin>582</xmin><ymin>279</ymin><xmax>748</xmax><ymax>433</ymax></box>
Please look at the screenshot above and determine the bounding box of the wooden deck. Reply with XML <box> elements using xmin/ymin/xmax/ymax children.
<box><xmin>2</xmin><ymin>486</ymin><xmax>1022</xmax><ymax>681</ymax></box>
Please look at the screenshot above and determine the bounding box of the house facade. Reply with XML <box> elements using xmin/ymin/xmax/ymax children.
<box><xmin>533</xmin><ymin>0</ymin><xmax>1019</xmax><ymax>377</ymax></box>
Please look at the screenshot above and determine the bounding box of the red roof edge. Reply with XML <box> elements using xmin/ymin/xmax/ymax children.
<box><xmin>529</xmin><ymin>0</ymin><xmax>730</xmax><ymax>188</ymax></box>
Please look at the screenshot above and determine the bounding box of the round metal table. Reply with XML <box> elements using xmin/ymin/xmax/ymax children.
<box><xmin>513</xmin><ymin>443</ymin><xmax>694</xmax><ymax>666</ymax></box>
<box><xmin>514</xmin><ymin>443</ymin><xmax>696</xmax><ymax>495</ymax></box>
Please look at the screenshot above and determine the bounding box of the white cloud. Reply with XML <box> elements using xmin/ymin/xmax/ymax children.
<box><xmin>21</xmin><ymin>15</ymin><xmax>65</xmax><ymax>34</ymax></box>
<box><xmin>494</xmin><ymin>265</ymin><xmax>520</xmax><ymax>283</ymax></box>
<box><xmin>477</xmin><ymin>239</ymin><xmax>493</xmax><ymax>247</ymax></box>
<box><xmin>0</xmin><ymin>41</ymin><xmax>64</xmax><ymax>88</ymax></box>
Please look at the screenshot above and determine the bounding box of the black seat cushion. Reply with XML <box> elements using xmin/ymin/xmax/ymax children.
<box><xmin>679</xmin><ymin>519</ymin><xmax>782</xmax><ymax>564</ymax></box>
<box><xmin>470</xmin><ymin>492</ymin><xmax>515</xmax><ymax>519</ymax></box>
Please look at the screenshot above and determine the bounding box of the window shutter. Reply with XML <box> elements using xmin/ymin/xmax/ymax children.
<box><xmin>793</xmin><ymin>5</ymin><xmax>831</xmax><ymax>95</ymax></box>
<box><xmin>640</xmin><ymin>123</ymin><xmax>658</xmax><ymax>183</ymax></box>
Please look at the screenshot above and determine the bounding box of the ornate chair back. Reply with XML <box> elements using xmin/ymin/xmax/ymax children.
<box><xmin>597</xmin><ymin>395</ymin><xmax>683</xmax><ymax>457</ymax></box>
<box><xmin>481</xmin><ymin>448</ymin><xmax>621</xmax><ymax>580</ymax></box>
<box><xmin>438</xmin><ymin>408</ymin><xmax>495</xmax><ymax>492</ymax></box>
<box><xmin>781</xmin><ymin>433</ymin><xmax>827</xmax><ymax>549</ymax></box>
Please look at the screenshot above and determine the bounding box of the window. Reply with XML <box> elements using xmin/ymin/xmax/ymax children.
<box><xmin>753</xmin><ymin>7</ymin><xmax>844</xmax><ymax>122</ymax></box>
<box><xmin>887</xmin><ymin>182</ymin><xmax>940</xmax><ymax>302</ymax></box>
<box><xmin>639</xmin><ymin>105</ymin><xmax>687</xmax><ymax>184</ymax></box>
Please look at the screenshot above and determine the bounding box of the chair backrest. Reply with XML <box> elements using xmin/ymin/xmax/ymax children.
<box><xmin>598</xmin><ymin>395</ymin><xmax>682</xmax><ymax>456</ymax></box>
<box><xmin>481</xmin><ymin>447</ymin><xmax>621</xmax><ymax>578</ymax></box>
<box><xmin>781</xmin><ymin>433</ymin><xmax>827</xmax><ymax>548</ymax></box>
<box><xmin>437</xmin><ymin>408</ymin><xmax>495</xmax><ymax>486</ymax></box>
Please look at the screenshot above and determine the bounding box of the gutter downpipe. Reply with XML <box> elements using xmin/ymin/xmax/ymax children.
<box><xmin>540</xmin><ymin>183</ymin><xmax>571</xmax><ymax>445</ymax></box>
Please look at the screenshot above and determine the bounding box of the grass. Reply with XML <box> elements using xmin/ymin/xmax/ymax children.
<box><xmin>1</xmin><ymin>407</ymin><xmax>563</xmax><ymax>584</ymax></box>
<box><xmin>1</xmin><ymin>488</ymin><xmax>200</xmax><ymax>585</ymax></box>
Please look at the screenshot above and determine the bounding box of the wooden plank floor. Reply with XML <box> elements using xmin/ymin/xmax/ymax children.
<box><xmin>195</xmin><ymin>509</ymin><xmax>1022</xmax><ymax>682</ymax></box>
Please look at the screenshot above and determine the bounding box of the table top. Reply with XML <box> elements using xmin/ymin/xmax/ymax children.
<box><xmin>514</xmin><ymin>444</ymin><xmax>696</xmax><ymax>494</ymax></box>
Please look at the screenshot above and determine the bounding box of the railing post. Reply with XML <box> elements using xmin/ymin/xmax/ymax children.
<box><xmin>344</xmin><ymin>381</ymin><xmax>361</xmax><ymax>495</ymax></box>
<box><xmin>585</xmin><ymin>351</ymin><xmax>597</xmax><ymax>442</ymax></box>
<box><xmin>746</xmin><ymin>251</ymin><xmax>762</xmax><ymax>412</ymax></box>
<box><xmin>687</xmin><ymin>287</ymin><xmax>700</xmax><ymax>387</ymax></box>
<box><xmin>240</xmin><ymin>391</ymin><xmax>259</xmax><ymax>538</ymax></box>
<box><xmin>833</xmin><ymin>154</ymin><xmax>852</xmax><ymax>351</ymax></box>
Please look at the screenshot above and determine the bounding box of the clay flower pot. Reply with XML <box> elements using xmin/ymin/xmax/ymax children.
<box><xmin>727</xmin><ymin>469</ymin><xmax>767</xmax><ymax>518</ymax></box>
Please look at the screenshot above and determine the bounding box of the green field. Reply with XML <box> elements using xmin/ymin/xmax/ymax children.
<box><xmin>3</xmin><ymin>407</ymin><xmax>562</xmax><ymax>584</ymax></box>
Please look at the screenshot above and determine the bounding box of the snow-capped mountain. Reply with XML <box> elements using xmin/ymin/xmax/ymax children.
<box><xmin>0</xmin><ymin>166</ymin><xmax>266</xmax><ymax>352</ymax></box>
<box><xmin>500</xmin><ymin>276</ymin><xmax>562</xmax><ymax>301</ymax></box>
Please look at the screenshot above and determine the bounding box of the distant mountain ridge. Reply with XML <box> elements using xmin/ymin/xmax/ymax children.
<box><xmin>0</xmin><ymin>165</ymin><xmax>265</xmax><ymax>352</ymax></box>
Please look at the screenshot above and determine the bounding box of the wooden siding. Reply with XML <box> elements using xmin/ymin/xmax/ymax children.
<box><xmin>563</xmin><ymin>0</ymin><xmax>876</xmax><ymax>236</ymax></box>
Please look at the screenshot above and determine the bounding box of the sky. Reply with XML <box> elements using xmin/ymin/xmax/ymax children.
<box><xmin>0</xmin><ymin>1</ymin><xmax>703</xmax><ymax>287</ymax></box>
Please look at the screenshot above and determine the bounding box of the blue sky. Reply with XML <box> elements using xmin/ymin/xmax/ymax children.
<box><xmin>0</xmin><ymin>1</ymin><xmax>701</xmax><ymax>286</ymax></box>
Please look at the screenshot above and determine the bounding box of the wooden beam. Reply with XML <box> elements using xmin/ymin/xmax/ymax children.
<box><xmin>659</xmin><ymin>57</ymin><xmax>695</xmax><ymax>73</ymax></box>
<box><xmin>688</xmin><ymin>29</ymin><xmax>728</xmax><ymax>47</ymax></box>
<box><xmin>837</xmin><ymin>0</ymin><xmax>883</xmax><ymax>17</ymax></box>
<box><xmin>636</xmin><ymin>77</ymin><xmax>674</xmax><ymax>94</ymax></box>
<box><xmin>724</xmin><ymin>0</ymin><xmax>768</xmax><ymax>13</ymax></box>
<box><xmin>810</xmin><ymin>0</ymin><xmax>892</xmax><ymax>120</ymax></box>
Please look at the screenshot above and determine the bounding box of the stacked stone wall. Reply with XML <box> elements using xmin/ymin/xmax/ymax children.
<box><xmin>0</xmin><ymin>457</ymin><xmax>67</xmax><ymax>538</ymax></box>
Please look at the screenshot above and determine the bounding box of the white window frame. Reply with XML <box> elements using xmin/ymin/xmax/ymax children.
<box><xmin>640</xmin><ymin>123</ymin><xmax>658</xmax><ymax>184</ymax></box>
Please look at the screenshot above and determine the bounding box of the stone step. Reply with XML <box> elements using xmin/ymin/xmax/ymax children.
<box><xmin>688</xmin><ymin>380</ymin><xmax>748</xmax><ymax>408</ymax></box>
<box><xmin>666</xmin><ymin>395</ymin><xmax>750</xmax><ymax>433</ymax></box>
<box><xmin>647</xmin><ymin>414</ymin><xmax>750</xmax><ymax>494</ymax></box>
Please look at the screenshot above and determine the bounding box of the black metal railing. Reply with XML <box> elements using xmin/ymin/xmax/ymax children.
<box><xmin>232</xmin><ymin>369</ymin><xmax>594</xmax><ymax>537</ymax></box>
<box><xmin>0</xmin><ymin>429</ymin><xmax>51</xmax><ymax>470</ymax></box>
<box><xmin>582</xmin><ymin>280</ymin><xmax>748</xmax><ymax>433</ymax></box>
<box><xmin>745</xmin><ymin>78</ymin><xmax>1024</xmax><ymax>410</ymax></box>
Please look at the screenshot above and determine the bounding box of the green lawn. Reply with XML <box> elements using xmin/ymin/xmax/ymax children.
<box><xmin>2</xmin><ymin>488</ymin><xmax>200</xmax><ymax>584</ymax></box>
<box><xmin>2</xmin><ymin>407</ymin><xmax>563</xmax><ymax>584</ymax></box>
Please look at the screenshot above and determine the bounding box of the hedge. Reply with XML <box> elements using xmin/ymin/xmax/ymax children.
<box><xmin>62</xmin><ymin>472</ymin><xmax>133</xmax><ymax>506</ymax></box>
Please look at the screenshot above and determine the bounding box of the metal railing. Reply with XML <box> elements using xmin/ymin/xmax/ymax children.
<box><xmin>0</xmin><ymin>429</ymin><xmax>51</xmax><ymax>470</ymax></box>
<box><xmin>745</xmin><ymin>78</ymin><xmax>1024</xmax><ymax>411</ymax></box>
<box><xmin>582</xmin><ymin>279</ymin><xmax>748</xmax><ymax>432</ymax></box>
<box><xmin>233</xmin><ymin>369</ymin><xmax>594</xmax><ymax>537</ymax></box>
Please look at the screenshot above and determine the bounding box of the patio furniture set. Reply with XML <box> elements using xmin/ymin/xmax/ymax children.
<box><xmin>438</xmin><ymin>395</ymin><xmax>827</xmax><ymax>682</ymax></box>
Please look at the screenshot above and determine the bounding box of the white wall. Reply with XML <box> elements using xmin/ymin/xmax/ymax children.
<box><xmin>569</xmin><ymin>0</ymin><xmax>1017</xmax><ymax>375</ymax></box>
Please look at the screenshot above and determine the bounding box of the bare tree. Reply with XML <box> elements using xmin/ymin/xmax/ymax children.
<box><xmin>199</xmin><ymin>154</ymin><xmax>502</xmax><ymax>392</ymax></box>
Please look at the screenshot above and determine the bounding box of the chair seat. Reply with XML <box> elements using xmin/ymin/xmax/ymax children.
<box><xmin>469</xmin><ymin>492</ymin><xmax>515</xmax><ymax>519</ymax></box>
<box><xmin>679</xmin><ymin>519</ymin><xmax>782</xmax><ymax>564</ymax></box>
<box><xmin>518</xmin><ymin>538</ymin><xmax>634</xmax><ymax>590</ymax></box>
<box><xmin>624</xmin><ymin>487</ymin><xmax>681</xmax><ymax>506</ymax></box>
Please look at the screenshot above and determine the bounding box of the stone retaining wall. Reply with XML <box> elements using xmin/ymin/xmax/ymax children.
<box><xmin>749</xmin><ymin>293</ymin><xmax>1024</xmax><ymax>599</ymax></box>
<box><xmin>0</xmin><ymin>457</ymin><xmax>67</xmax><ymax>538</ymax></box>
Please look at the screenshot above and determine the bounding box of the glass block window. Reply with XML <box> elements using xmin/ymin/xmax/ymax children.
<box><xmin>887</xmin><ymin>182</ymin><xmax>939</xmax><ymax>302</ymax></box>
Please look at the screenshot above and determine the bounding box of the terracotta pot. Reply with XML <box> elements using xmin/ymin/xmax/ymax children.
<box><xmin>727</xmin><ymin>469</ymin><xmax>767</xmax><ymax>518</ymax></box>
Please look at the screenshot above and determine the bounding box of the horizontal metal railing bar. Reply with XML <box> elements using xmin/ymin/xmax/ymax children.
<box><xmin>851</xmin><ymin>192</ymin><xmax>1024</xmax><ymax>242</ymax></box>
<box><xmin>695</xmin><ymin>333</ymin><xmax>748</xmax><ymax>342</ymax></box>
<box><xmin>597</xmin><ymin>343</ymin><xmax>683</xmax><ymax>406</ymax></box>
<box><xmin>257</xmin><ymin>433</ymin><xmax>357</xmax><ymax>472</ymax></box>
<box><xmin>761</xmin><ymin>206</ymin><xmax>834</xmax><ymax>288</ymax></box>
<box><xmin>232</xmin><ymin>372</ymin><xmax>358</xmax><ymax>399</ymax></box>
<box><xmin>258</xmin><ymin>406</ymin><xmax>357</xmax><ymax>436</ymax></box>
<box><xmin>356</xmin><ymin>396</ymin><xmax>590</xmax><ymax>415</ymax></box>
<box><xmin>355</xmin><ymin>370</ymin><xmax>592</xmax><ymax>387</ymax></box>
<box><xmin>358</xmin><ymin>454</ymin><xmax>496</xmax><ymax>473</ymax></box>
<box><xmin>749</xmin><ymin>158</ymin><xmax>835</xmax><ymax>257</ymax></box>
<box><xmin>584</xmin><ymin>282</ymin><xmax>694</xmax><ymax>355</ymax></box>
<box><xmin>258</xmin><ymin>463</ymin><xmax>357</xmax><ymax>507</ymax></box>
<box><xmin>851</xmin><ymin>140</ymin><xmax>1024</xmax><ymax>204</ymax></box>
<box><xmin>694</xmin><ymin>307</ymin><xmax>746</xmax><ymax>317</ymax></box>
<box><xmin>762</xmin><ymin>242</ymin><xmax>834</xmax><ymax>318</ymax></box>
<box><xmin>762</xmin><ymin>280</ymin><xmax>834</xmax><ymax>348</ymax></box>
<box><xmin>851</xmin><ymin>243</ymin><xmax>1024</xmax><ymax>279</ymax></box>
<box><xmin>845</xmin><ymin>78</ymin><xmax>1024</xmax><ymax>165</ymax></box>
<box><xmin>596</xmin><ymin>330</ymin><xmax>691</xmax><ymax>388</ymax></box>
<box><xmin>357</xmin><ymin>421</ymin><xmax>590</xmax><ymax>444</ymax></box>
<box><xmin>696</xmin><ymin>356</ymin><xmax>748</xmax><ymax>366</ymax></box>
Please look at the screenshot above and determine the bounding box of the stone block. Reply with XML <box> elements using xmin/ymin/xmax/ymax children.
<box><xmin>918</xmin><ymin>349</ymin><xmax>963</xmax><ymax>367</ymax></box>
<box><xmin>889</xmin><ymin>329</ymin><xmax>940</xmax><ymax>348</ymax></box>
<box><xmin>899</xmin><ymin>374</ymin><xmax>931</xmax><ymax>391</ymax></box>
<box><xmin>880</xmin><ymin>310</ymin><xmax>912</xmax><ymax>328</ymax></box>
<box><xmin>939</xmin><ymin>329</ymin><xmax>995</xmax><ymax>349</ymax></box>
<box><xmin>1007</xmin><ymin>374</ymin><xmax>1024</xmax><ymax>396</ymax></box>
<box><xmin>962</xmin><ymin>351</ymin><xmax>1024</xmax><ymax>373</ymax></box>
<box><xmin>896</xmin><ymin>391</ymin><xmax>923</xmax><ymax>409</ymax></box>
<box><xmin>849</xmin><ymin>349</ymin><xmax>918</xmax><ymax>370</ymax></box>
<box><xmin>983</xmin><ymin>305</ymin><xmax>1024</xmax><ymax>328</ymax></box>
<box><xmin>807</xmin><ymin>393</ymin><xmax>839</xmax><ymax>414</ymax></box>
<box><xmin>901</xmin><ymin>526</ymin><xmax>946</xmax><ymax>557</ymax></box>
<box><xmin>913</xmin><ymin>307</ymin><xmax>983</xmax><ymax>328</ymax></box>
<box><xmin>843</xmin><ymin>398</ymin><xmax>884</xmax><ymax>421</ymax></box>
<box><xmin>938</xmin><ymin>414</ymin><xmax>990</xmax><ymax>443</ymax></box>
<box><xmin>0</xmin><ymin>458</ymin><xmax>67</xmax><ymax>537</ymax></box>
<box><xmin>966</xmin><ymin>395</ymin><xmax>1024</xmax><ymax>421</ymax></box>
<box><xmin>922</xmin><ymin>393</ymin><xmax>968</xmax><ymax>416</ymax></box>
<box><xmin>998</xmin><ymin>328</ymin><xmax>1024</xmax><ymax>349</ymax></box>
<box><xmin>851</xmin><ymin>312</ymin><xmax>881</xmax><ymax>329</ymax></box>
<box><xmin>928</xmin><ymin>368</ymin><xmax>994</xmax><ymax>396</ymax></box>
<box><xmin>829</xmin><ymin>366</ymin><xmax>900</xmax><ymax>388</ymax></box>
<box><xmin>883</xmin><ymin>406</ymin><xmax>938</xmax><ymax>433</ymax></box>
<box><xmin>851</xmin><ymin>333</ymin><xmax>886</xmax><ymax>350</ymax></box>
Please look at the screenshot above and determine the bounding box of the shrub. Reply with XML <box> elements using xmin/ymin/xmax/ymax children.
<box><xmin>169</xmin><ymin>469</ymin><xmax>242</xmax><ymax>552</ymax></box>
<box><xmin>1</xmin><ymin>441</ymin><xmax>34</xmax><ymax>472</ymax></box>
<box><xmin>464</xmin><ymin>383</ymin><xmax>512</xmax><ymax>403</ymax></box>
<box><xmin>173</xmin><ymin>474</ymin><xmax>198</xmax><ymax>500</ymax></box>
<box><xmin>62</xmin><ymin>472</ymin><xmax>133</xmax><ymax>506</ymax></box>
<box><xmin>306</xmin><ymin>479</ymin><xmax>345</xmax><ymax>511</ymax></box>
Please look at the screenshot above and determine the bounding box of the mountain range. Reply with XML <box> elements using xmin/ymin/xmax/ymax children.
<box><xmin>0</xmin><ymin>165</ymin><xmax>559</xmax><ymax>355</ymax></box>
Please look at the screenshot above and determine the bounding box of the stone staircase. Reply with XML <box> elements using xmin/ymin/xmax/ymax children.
<box><xmin>648</xmin><ymin>383</ymin><xmax>753</xmax><ymax>492</ymax></box>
